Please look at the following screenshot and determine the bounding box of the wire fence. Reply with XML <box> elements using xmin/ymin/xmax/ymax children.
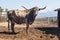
<box><xmin>0</xmin><ymin>12</ymin><xmax>58</xmax><ymax>24</ymax></box>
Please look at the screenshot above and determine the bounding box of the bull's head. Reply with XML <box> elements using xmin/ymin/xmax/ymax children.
<box><xmin>22</xmin><ymin>6</ymin><xmax>47</xmax><ymax>16</ymax></box>
<box><xmin>32</xmin><ymin>6</ymin><xmax>47</xmax><ymax>16</ymax></box>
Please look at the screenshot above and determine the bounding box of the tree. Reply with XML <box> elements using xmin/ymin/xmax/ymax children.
<box><xmin>0</xmin><ymin>6</ymin><xmax>4</xmax><ymax>22</ymax></box>
<box><xmin>0</xmin><ymin>6</ymin><xmax>4</xmax><ymax>16</ymax></box>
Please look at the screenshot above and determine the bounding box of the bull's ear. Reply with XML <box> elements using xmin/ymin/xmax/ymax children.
<box><xmin>54</xmin><ymin>9</ymin><xmax>57</xmax><ymax>11</ymax></box>
<box><xmin>40</xmin><ymin>6</ymin><xmax>47</xmax><ymax>10</ymax></box>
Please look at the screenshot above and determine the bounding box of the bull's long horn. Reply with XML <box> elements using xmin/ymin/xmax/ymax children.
<box><xmin>21</xmin><ymin>6</ymin><xmax>28</xmax><ymax>10</ymax></box>
<box><xmin>40</xmin><ymin>6</ymin><xmax>47</xmax><ymax>10</ymax></box>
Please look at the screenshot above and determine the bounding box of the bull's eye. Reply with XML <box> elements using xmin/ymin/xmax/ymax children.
<box><xmin>39</xmin><ymin>9</ymin><xmax>40</xmax><ymax>11</ymax></box>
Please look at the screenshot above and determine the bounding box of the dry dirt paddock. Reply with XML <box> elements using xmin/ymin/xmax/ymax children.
<box><xmin>0</xmin><ymin>21</ymin><xmax>59</xmax><ymax>40</ymax></box>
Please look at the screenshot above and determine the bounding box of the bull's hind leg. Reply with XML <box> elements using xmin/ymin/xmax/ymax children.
<box><xmin>26</xmin><ymin>23</ymin><xmax>29</xmax><ymax>33</ymax></box>
<box><xmin>26</xmin><ymin>19</ymin><xmax>29</xmax><ymax>33</ymax></box>
<box><xmin>8</xmin><ymin>19</ymin><xmax>10</xmax><ymax>31</ymax></box>
<box><xmin>11</xmin><ymin>20</ymin><xmax>15</xmax><ymax>33</ymax></box>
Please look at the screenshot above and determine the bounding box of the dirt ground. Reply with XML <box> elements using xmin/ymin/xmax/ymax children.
<box><xmin>0</xmin><ymin>22</ymin><xmax>59</xmax><ymax>40</ymax></box>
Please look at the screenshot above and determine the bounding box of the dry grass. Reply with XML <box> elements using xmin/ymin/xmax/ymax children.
<box><xmin>0</xmin><ymin>21</ymin><xmax>59</xmax><ymax>40</ymax></box>
<box><xmin>0</xmin><ymin>21</ymin><xmax>58</xmax><ymax>28</ymax></box>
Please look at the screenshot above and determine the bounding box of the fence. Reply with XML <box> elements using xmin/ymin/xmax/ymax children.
<box><xmin>0</xmin><ymin>12</ymin><xmax>57</xmax><ymax>24</ymax></box>
<box><xmin>0</xmin><ymin>15</ymin><xmax>7</xmax><ymax>22</ymax></box>
<box><xmin>35</xmin><ymin>17</ymin><xmax>57</xmax><ymax>24</ymax></box>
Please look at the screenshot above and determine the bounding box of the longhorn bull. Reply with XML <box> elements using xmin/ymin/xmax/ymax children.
<box><xmin>7</xmin><ymin>6</ymin><xmax>46</xmax><ymax>33</ymax></box>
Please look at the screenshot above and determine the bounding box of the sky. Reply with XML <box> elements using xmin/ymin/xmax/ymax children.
<box><xmin>0</xmin><ymin>0</ymin><xmax>60</xmax><ymax>18</ymax></box>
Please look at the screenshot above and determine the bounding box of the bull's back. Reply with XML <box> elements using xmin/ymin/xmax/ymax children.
<box><xmin>8</xmin><ymin>9</ymin><xmax>29</xmax><ymax>17</ymax></box>
<box><xmin>15</xmin><ymin>10</ymin><xmax>29</xmax><ymax>17</ymax></box>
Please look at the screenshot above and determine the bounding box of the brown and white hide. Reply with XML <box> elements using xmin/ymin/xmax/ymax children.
<box><xmin>15</xmin><ymin>9</ymin><xmax>30</xmax><ymax>17</ymax></box>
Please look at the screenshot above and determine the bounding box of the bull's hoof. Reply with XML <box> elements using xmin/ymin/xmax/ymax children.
<box><xmin>8</xmin><ymin>28</ymin><xmax>10</xmax><ymax>30</ymax></box>
<box><xmin>8</xmin><ymin>29</ymin><xmax>10</xmax><ymax>32</ymax></box>
<box><xmin>11</xmin><ymin>31</ymin><xmax>15</xmax><ymax>34</ymax></box>
<box><xmin>26</xmin><ymin>31</ymin><xmax>28</xmax><ymax>34</ymax></box>
<box><xmin>26</xmin><ymin>30</ymin><xmax>29</xmax><ymax>34</ymax></box>
<box><xmin>11</xmin><ymin>29</ymin><xmax>15</xmax><ymax>33</ymax></box>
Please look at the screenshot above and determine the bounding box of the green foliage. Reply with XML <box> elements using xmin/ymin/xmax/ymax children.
<box><xmin>0</xmin><ymin>6</ymin><xmax>4</xmax><ymax>16</ymax></box>
<box><xmin>0</xmin><ymin>6</ymin><xmax>3</xmax><ymax>12</ymax></box>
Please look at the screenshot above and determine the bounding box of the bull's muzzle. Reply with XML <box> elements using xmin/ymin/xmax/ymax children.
<box><xmin>34</xmin><ymin>13</ymin><xmax>37</xmax><ymax>17</ymax></box>
<box><xmin>39</xmin><ymin>9</ymin><xmax>40</xmax><ymax>11</ymax></box>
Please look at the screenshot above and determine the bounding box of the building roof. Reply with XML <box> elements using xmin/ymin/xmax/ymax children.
<box><xmin>54</xmin><ymin>8</ymin><xmax>60</xmax><ymax>11</ymax></box>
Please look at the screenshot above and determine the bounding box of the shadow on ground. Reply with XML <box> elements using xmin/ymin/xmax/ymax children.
<box><xmin>0</xmin><ymin>31</ymin><xmax>19</xmax><ymax>35</ymax></box>
<box><xmin>35</xmin><ymin>27</ymin><xmax>60</xmax><ymax>40</ymax></box>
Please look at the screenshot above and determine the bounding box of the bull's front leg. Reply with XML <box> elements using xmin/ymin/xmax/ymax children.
<box><xmin>25</xmin><ymin>18</ymin><xmax>29</xmax><ymax>33</ymax></box>
<box><xmin>11</xmin><ymin>20</ymin><xmax>15</xmax><ymax>33</ymax></box>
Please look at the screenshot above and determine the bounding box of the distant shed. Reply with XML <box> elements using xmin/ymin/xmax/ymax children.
<box><xmin>54</xmin><ymin>8</ymin><xmax>60</xmax><ymax>27</ymax></box>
